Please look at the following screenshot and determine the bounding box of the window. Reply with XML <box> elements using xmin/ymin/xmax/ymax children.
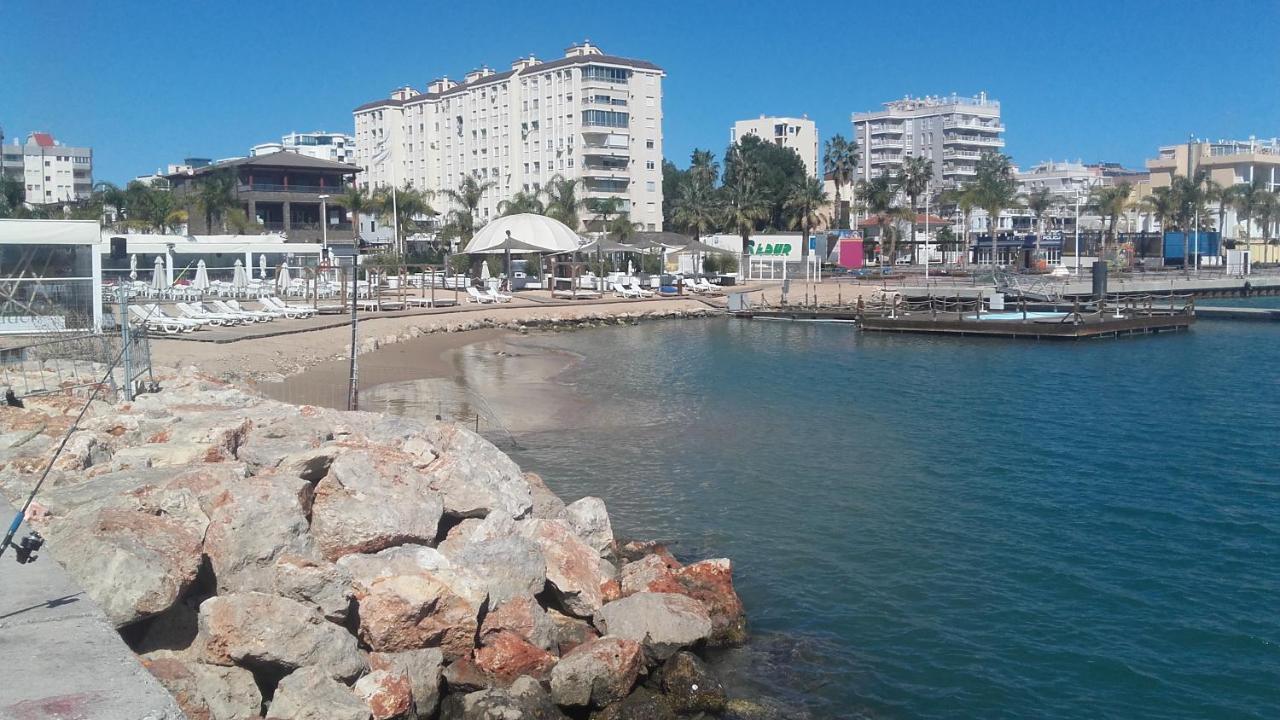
<box><xmin>645</xmin><ymin>161</ymin><xmax>655</xmax><ymax>170</ymax></box>
<box><xmin>645</xmin><ymin>181</ymin><xmax>656</xmax><ymax>191</ymax></box>
<box><xmin>584</xmin><ymin>65</ymin><xmax>630</xmax><ymax>83</ymax></box>
<box><xmin>646</xmin><ymin>139</ymin><xmax>655</xmax><ymax>149</ymax></box>
<box><xmin>582</xmin><ymin>110</ymin><xmax>629</xmax><ymax>128</ymax></box>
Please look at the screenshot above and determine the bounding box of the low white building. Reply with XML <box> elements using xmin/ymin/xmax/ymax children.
<box><xmin>251</xmin><ymin>131</ymin><xmax>355</xmax><ymax>164</ymax></box>
<box><xmin>731</xmin><ymin>116</ymin><xmax>819</xmax><ymax>177</ymax></box>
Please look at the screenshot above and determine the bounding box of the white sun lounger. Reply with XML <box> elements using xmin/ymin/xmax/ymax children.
<box><xmin>467</xmin><ymin>286</ymin><xmax>494</xmax><ymax>304</ymax></box>
<box><xmin>487</xmin><ymin>288</ymin><xmax>513</xmax><ymax>303</ymax></box>
<box><xmin>128</xmin><ymin>304</ymin><xmax>194</xmax><ymax>334</ymax></box>
<box><xmin>226</xmin><ymin>299</ymin><xmax>286</xmax><ymax>320</ymax></box>
<box><xmin>142</xmin><ymin>304</ymin><xmax>208</xmax><ymax>330</ymax></box>
<box><xmin>259</xmin><ymin>297</ymin><xmax>314</xmax><ymax>318</ymax></box>
<box><xmin>212</xmin><ymin>299</ymin><xmax>272</xmax><ymax>322</ymax></box>
<box><xmin>628</xmin><ymin>281</ymin><xmax>654</xmax><ymax>298</ymax></box>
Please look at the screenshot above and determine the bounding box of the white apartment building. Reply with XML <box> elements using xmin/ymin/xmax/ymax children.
<box><xmin>352</xmin><ymin>41</ymin><xmax>665</xmax><ymax>236</ymax></box>
<box><xmin>852</xmin><ymin>93</ymin><xmax>1004</xmax><ymax>187</ymax></box>
<box><xmin>731</xmin><ymin>116</ymin><xmax>819</xmax><ymax>177</ymax></box>
<box><xmin>251</xmin><ymin>131</ymin><xmax>355</xmax><ymax>164</ymax></box>
<box><xmin>0</xmin><ymin>132</ymin><xmax>93</xmax><ymax>204</ymax></box>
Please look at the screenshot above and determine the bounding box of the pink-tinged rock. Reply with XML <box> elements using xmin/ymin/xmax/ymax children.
<box><xmin>354</xmin><ymin>669</ymin><xmax>413</xmax><ymax>720</ymax></box>
<box><xmin>266</xmin><ymin>666</ymin><xmax>369</xmax><ymax>720</ymax></box>
<box><xmin>420</xmin><ymin>423</ymin><xmax>532</xmax><ymax>519</ymax></box>
<box><xmin>522</xmin><ymin>519</ymin><xmax>613</xmax><ymax>617</ymax></box>
<box><xmin>619</xmin><ymin>554</ymin><xmax>682</xmax><ymax>597</ymax></box>
<box><xmin>548</xmin><ymin>636</ymin><xmax>644</xmax><ymax>708</ymax></box>
<box><xmin>199</xmin><ymin>472</ymin><xmax>315</xmax><ymax>595</ymax></box>
<box><xmin>593</xmin><ymin>593</ymin><xmax>713</xmax><ymax>660</ymax></box>
<box><xmin>196</xmin><ymin>592</ymin><xmax>366</xmax><ymax>681</ymax></box>
<box><xmin>616</xmin><ymin>540</ymin><xmax>679</xmax><ymax>566</ymax></box>
<box><xmin>672</xmin><ymin>559</ymin><xmax>747</xmax><ymax>647</ymax></box>
<box><xmin>473</xmin><ymin>630</ymin><xmax>558</xmax><ymax>684</ymax></box>
<box><xmin>546</xmin><ymin>608</ymin><xmax>600</xmax><ymax>656</ymax></box>
<box><xmin>369</xmin><ymin>649</ymin><xmax>444</xmax><ymax>719</ymax></box>
<box><xmin>273</xmin><ymin>553</ymin><xmax>356</xmax><ymax>623</ymax></box>
<box><xmin>311</xmin><ymin>449</ymin><xmax>443</xmax><ymax>561</ymax></box>
<box><xmin>141</xmin><ymin>651</ymin><xmax>262</xmax><ymax>720</ymax></box>
<box><xmin>355</xmin><ymin>573</ymin><xmax>483</xmax><ymax>660</ymax></box>
<box><xmin>524</xmin><ymin>472</ymin><xmax>567</xmax><ymax>520</ymax></box>
<box><xmin>480</xmin><ymin>595</ymin><xmax>556</xmax><ymax>651</ymax></box>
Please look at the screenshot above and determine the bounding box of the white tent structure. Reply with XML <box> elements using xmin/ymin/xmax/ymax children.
<box><xmin>463</xmin><ymin>214</ymin><xmax>582</xmax><ymax>254</ymax></box>
<box><xmin>0</xmin><ymin>219</ymin><xmax>102</xmax><ymax>333</ymax></box>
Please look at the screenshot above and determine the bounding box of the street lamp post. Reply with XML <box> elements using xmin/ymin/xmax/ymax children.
<box><xmin>1074</xmin><ymin>189</ymin><xmax>1083</xmax><ymax>277</ymax></box>
<box><xmin>924</xmin><ymin>181</ymin><xmax>930</xmax><ymax>280</ymax></box>
<box><xmin>318</xmin><ymin>194</ymin><xmax>330</xmax><ymax>255</ymax></box>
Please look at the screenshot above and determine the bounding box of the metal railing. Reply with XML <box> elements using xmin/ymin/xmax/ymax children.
<box><xmin>238</xmin><ymin>183</ymin><xmax>351</xmax><ymax>195</ymax></box>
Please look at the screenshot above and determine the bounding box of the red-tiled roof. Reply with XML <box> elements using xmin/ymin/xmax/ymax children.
<box><xmin>31</xmin><ymin>132</ymin><xmax>55</xmax><ymax>147</ymax></box>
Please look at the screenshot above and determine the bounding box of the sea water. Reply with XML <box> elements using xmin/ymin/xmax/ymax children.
<box><xmin>384</xmin><ymin>316</ymin><xmax>1280</xmax><ymax>719</ymax></box>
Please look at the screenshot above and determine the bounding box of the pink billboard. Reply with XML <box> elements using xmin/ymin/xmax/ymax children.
<box><xmin>838</xmin><ymin>238</ymin><xmax>864</xmax><ymax>269</ymax></box>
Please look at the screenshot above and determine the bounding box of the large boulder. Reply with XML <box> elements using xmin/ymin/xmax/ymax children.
<box><xmin>354</xmin><ymin>669</ymin><xmax>414</xmax><ymax>720</ymax></box>
<box><xmin>619</xmin><ymin>555</ymin><xmax>681</xmax><ymax>597</ymax></box>
<box><xmin>656</xmin><ymin>651</ymin><xmax>727</xmax><ymax>714</ymax></box>
<box><xmin>266</xmin><ymin>666</ymin><xmax>370</xmax><ymax>720</ymax></box>
<box><xmin>549</xmin><ymin>636</ymin><xmax>644</xmax><ymax>708</ymax></box>
<box><xmin>524</xmin><ymin>472</ymin><xmax>567</xmax><ymax>520</ymax></box>
<box><xmin>311</xmin><ymin>448</ymin><xmax>444</xmax><ymax>561</ymax></box>
<box><xmin>546</xmin><ymin>608</ymin><xmax>600</xmax><ymax>656</ymax></box>
<box><xmin>480</xmin><ymin>595</ymin><xmax>556</xmax><ymax>652</ymax></box>
<box><xmin>421</xmin><ymin>423</ymin><xmax>532</xmax><ymax>519</ymax></box>
<box><xmin>440</xmin><ymin>515</ymin><xmax>546</xmax><ymax>605</ymax></box>
<box><xmin>141</xmin><ymin>651</ymin><xmax>263</xmax><ymax>720</ymax></box>
<box><xmin>198</xmin><ymin>472</ymin><xmax>317</xmax><ymax>597</ymax></box>
<box><xmin>472</xmin><ymin>630</ymin><xmax>558</xmax><ymax>684</ymax></box>
<box><xmin>593</xmin><ymin>593</ymin><xmax>712</xmax><ymax>660</ymax></box>
<box><xmin>672</xmin><ymin>559</ymin><xmax>747</xmax><ymax>647</ymax></box>
<box><xmin>354</xmin><ymin>572</ymin><xmax>484</xmax><ymax>660</ymax></box>
<box><xmin>522</xmin><ymin>519</ymin><xmax>614</xmax><ymax>617</ymax></box>
<box><xmin>369</xmin><ymin>649</ymin><xmax>444</xmax><ymax>719</ymax></box>
<box><xmin>456</xmin><ymin>676</ymin><xmax>568</xmax><ymax>720</ymax></box>
<box><xmin>272</xmin><ymin>553</ymin><xmax>355</xmax><ymax>623</ymax></box>
<box><xmin>234</xmin><ymin>412</ymin><xmax>335</xmax><ymax>472</ymax></box>
<box><xmin>564</xmin><ymin>497</ymin><xmax>614</xmax><ymax>558</ymax></box>
<box><xmin>589</xmin><ymin>687</ymin><xmax>676</xmax><ymax>720</ymax></box>
<box><xmin>196</xmin><ymin>592</ymin><xmax>366</xmax><ymax>681</ymax></box>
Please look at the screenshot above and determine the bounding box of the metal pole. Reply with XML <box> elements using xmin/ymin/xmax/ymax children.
<box><xmin>1075</xmin><ymin>191</ymin><xmax>1082</xmax><ymax>277</ymax></box>
<box><xmin>319</xmin><ymin>194</ymin><xmax>329</xmax><ymax>255</ymax></box>
<box><xmin>924</xmin><ymin>182</ymin><xmax>930</xmax><ymax>279</ymax></box>
<box><xmin>348</xmin><ymin>254</ymin><xmax>359</xmax><ymax>411</ymax></box>
<box><xmin>118</xmin><ymin>284</ymin><xmax>133</xmax><ymax>402</ymax></box>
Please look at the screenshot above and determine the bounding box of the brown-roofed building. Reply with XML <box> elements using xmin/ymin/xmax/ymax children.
<box><xmin>351</xmin><ymin>40</ymin><xmax>666</xmax><ymax>242</ymax></box>
<box><xmin>166</xmin><ymin>151</ymin><xmax>358</xmax><ymax>246</ymax></box>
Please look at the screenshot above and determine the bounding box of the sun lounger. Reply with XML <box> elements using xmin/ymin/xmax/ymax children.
<box><xmin>174</xmin><ymin>302</ymin><xmax>239</xmax><ymax>326</ymax></box>
<box><xmin>259</xmin><ymin>297</ymin><xmax>313</xmax><ymax>318</ymax></box>
<box><xmin>486</xmin><ymin>288</ymin><xmax>513</xmax><ymax>303</ymax></box>
<box><xmin>212</xmin><ymin>299</ymin><xmax>272</xmax><ymax>322</ymax></box>
<box><xmin>226</xmin><ymin>299</ymin><xmax>288</xmax><ymax>320</ymax></box>
<box><xmin>143</xmin><ymin>304</ymin><xmax>208</xmax><ymax>330</ymax></box>
<box><xmin>128</xmin><ymin>304</ymin><xmax>194</xmax><ymax>334</ymax></box>
<box><xmin>628</xmin><ymin>281</ymin><xmax>654</xmax><ymax>298</ymax></box>
<box><xmin>695</xmin><ymin>278</ymin><xmax>723</xmax><ymax>294</ymax></box>
<box><xmin>466</xmin><ymin>286</ymin><xmax>494</xmax><ymax>304</ymax></box>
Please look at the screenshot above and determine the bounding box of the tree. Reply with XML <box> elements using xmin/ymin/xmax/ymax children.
<box><xmin>225</xmin><ymin>208</ymin><xmax>263</xmax><ymax>234</ymax></box>
<box><xmin>498</xmin><ymin>190</ymin><xmax>545</xmax><ymax>216</ymax></box>
<box><xmin>862</xmin><ymin>175</ymin><xmax>907</xmax><ymax>266</ymax></box>
<box><xmin>93</xmin><ymin>181</ymin><xmax>130</xmax><ymax>227</ymax></box>
<box><xmin>1229</xmin><ymin>178</ymin><xmax>1269</xmax><ymax>243</ymax></box>
<box><xmin>0</xmin><ymin>175</ymin><xmax>24</xmax><ymax>217</ymax></box>
<box><xmin>440</xmin><ymin>175</ymin><xmax>494</xmax><ymax>245</ymax></box>
<box><xmin>1087</xmin><ymin>182</ymin><xmax>1134</xmax><ymax>258</ymax></box>
<box><xmin>1256</xmin><ymin>191</ymin><xmax>1278</xmax><ymax>244</ymax></box>
<box><xmin>192</xmin><ymin>169</ymin><xmax>238</xmax><ymax>233</ymax></box>
<box><xmin>375</xmin><ymin>184</ymin><xmax>435</xmax><ymax>255</ymax></box>
<box><xmin>689</xmin><ymin>149</ymin><xmax>719</xmax><ymax>186</ymax></box>
<box><xmin>823</xmin><ymin>134</ymin><xmax>857</xmax><ymax>229</ymax></box>
<box><xmin>1202</xmin><ymin>178</ymin><xmax>1230</xmax><ymax>238</ymax></box>
<box><xmin>1021</xmin><ymin>187</ymin><xmax>1058</xmax><ymax>261</ymax></box>
<box><xmin>896</xmin><ymin>156</ymin><xmax>933</xmax><ymax>264</ymax></box>
<box><xmin>543</xmin><ymin>174</ymin><xmax>584</xmax><ymax>229</ymax></box>
<box><xmin>721</xmin><ymin>159</ymin><xmax>770</xmax><ymax>278</ymax></box>
<box><xmin>1142</xmin><ymin>187</ymin><xmax>1178</xmax><ymax>234</ymax></box>
<box><xmin>671</xmin><ymin>176</ymin><xmax>718</xmax><ymax>243</ymax></box>
<box><xmin>586</xmin><ymin>196</ymin><xmax>625</xmax><ymax>237</ymax></box>
<box><xmin>941</xmin><ymin>186</ymin><xmax>980</xmax><ymax>266</ymax></box>
<box><xmin>783</xmin><ymin>176</ymin><xmax>829</xmax><ymax>263</ymax></box>
<box><xmin>722</xmin><ymin>135</ymin><xmax>807</xmax><ymax>230</ymax></box>
<box><xmin>972</xmin><ymin>152</ymin><xmax>1019</xmax><ymax>267</ymax></box>
<box><xmin>342</xmin><ymin>185</ymin><xmax>374</xmax><ymax>245</ymax></box>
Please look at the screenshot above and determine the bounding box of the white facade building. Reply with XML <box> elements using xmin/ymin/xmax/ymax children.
<box><xmin>251</xmin><ymin>131</ymin><xmax>355</xmax><ymax>164</ymax></box>
<box><xmin>731</xmin><ymin>116</ymin><xmax>819</xmax><ymax>177</ymax></box>
<box><xmin>352</xmin><ymin>41</ymin><xmax>665</xmax><ymax>235</ymax></box>
<box><xmin>1</xmin><ymin>132</ymin><xmax>93</xmax><ymax>204</ymax></box>
<box><xmin>852</xmin><ymin>93</ymin><xmax>1004</xmax><ymax>187</ymax></box>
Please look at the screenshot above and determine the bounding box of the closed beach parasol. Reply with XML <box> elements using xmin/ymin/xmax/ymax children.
<box><xmin>259</xmin><ymin>254</ymin><xmax>267</xmax><ymax>280</ymax></box>
<box><xmin>129</xmin><ymin>254</ymin><xmax>138</xmax><ymax>280</ymax></box>
<box><xmin>192</xmin><ymin>259</ymin><xmax>210</xmax><ymax>292</ymax></box>
<box><xmin>152</xmin><ymin>255</ymin><xmax>166</xmax><ymax>293</ymax></box>
<box><xmin>480</xmin><ymin>260</ymin><xmax>491</xmax><ymax>281</ymax></box>
<box><xmin>627</xmin><ymin>260</ymin><xmax>635</xmax><ymax>277</ymax></box>
<box><xmin>277</xmin><ymin>263</ymin><xmax>292</xmax><ymax>294</ymax></box>
<box><xmin>233</xmin><ymin>258</ymin><xmax>247</xmax><ymax>289</ymax></box>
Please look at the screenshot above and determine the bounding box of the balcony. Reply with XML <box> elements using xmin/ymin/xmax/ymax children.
<box><xmin>943</xmin><ymin>149</ymin><xmax>983</xmax><ymax>160</ymax></box>
<box><xmin>869</xmin><ymin>154</ymin><xmax>904</xmax><ymax>165</ymax></box>
<box><xmin>237</xmin><ymin>183</ymin><xmax>352</xmax><ymax>195</ymax></box>
<box><xmin>583</xmin><ymin>143</ymin><xmax>629</xmax><ymax>158</ymax></box>
<box><xmin>869</xmin><ymin>138</ymin><xmax>904</xmax><ymax>149</ymax></box>
<box><xmin>868</xmin><ymin>124</ymin><xmax>905</xmax><ymax>135</ymax></box>
<box><xmin>943</xmin><ymin>119</ymin><xmax>1004</xmax><ymax>132</ymax></box>
<box><xmin>943</xmin><ymin>164</ymin><xmax>978</xmax><ymax>176</ymax></box>
<box><xmin>942</xmin><ymin>134</ymin><xmax>1005</xmax><ymax>147</ymax></box>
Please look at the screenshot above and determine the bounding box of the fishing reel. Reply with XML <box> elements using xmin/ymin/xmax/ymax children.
<box><xmin>9</xmin><ymin>531</ymin><xmax>44</xmax><ymax>564</ymax></box>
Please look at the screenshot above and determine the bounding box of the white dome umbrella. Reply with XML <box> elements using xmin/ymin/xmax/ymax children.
<box><xmin>232</xmin><ymin>258</ymin><xmax>248</xmax><ymax>291</ymax></box>
<box><xmin>192</xmin><ymin>259</ymin><xmax>211</xmax><ymax>294</ymax></box>
<box><xmin>152</xmin><ymin>255</ymin><xmax>167</xmax><ymax>295</ymax></box>
<box><xmin>129</xmin><ymin>253</ymin><xmax>138</xmax><ymax>281</ymax></box>
<box><xmin>463</xmin><ymin>213</ymin><xmax>581</xmax><ymax>255</ymax></box>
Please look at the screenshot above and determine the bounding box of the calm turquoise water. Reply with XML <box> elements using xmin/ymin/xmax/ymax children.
<box><xmin>492</xmin><ymin>317</ymin><xmax>1280</xmax><ymax>719</ymax></box>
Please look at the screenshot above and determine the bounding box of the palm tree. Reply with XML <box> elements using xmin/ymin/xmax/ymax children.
<box><xmin>896</xmin><ymin>156</ymin><xmax>933</xmax><ymax>264</ymax></box>
<box><xmin>192</xmin><ymin>169</ymin><xmax>238</xmax><ymax>233</ymax></box>
<box><xmin>1201</xmin><ymin>178</ymin><xmax>1230</xmax><ymax>239</ymax></box>
<box><xmin>972</xmin><ymin>152</ymin><xmax>1020</xmax><ymax>268</ymax></box>
<box><xmin>543</xmin><ymin>174</ymin><xmax>584</xmax><ymax>229</ymax></box>
<box><xmin>823</xmin><ymin>134</ymin><xmax>858</xmax><ymax>229</ymax></box>
<box><xmin>587</xmin><ymin>196</ymin><xmax>626</xmax><ymax>237</ymax></box>
<box><xmin>721</xmin><ymin>172</ymin><xmax>770</xmax><ymax>278</ymax></box>
<box><xmin>1229</xmin><ymin>178</ymin><xmax>1269</xmax><ymax>244</ymax></box>
<box><xmin>93</xmin><ymin>181</ymin><xmax>130</xmax><ymax>227</ymax></box>
<box><xmin>1256</xmin><ymin>191</ymin><xmax>1278</xmax><ymax>244</ymax></box>
<box><xmin>1142</xmin><ymin>187</ymin><xmax>1179</xmax><ymax>234</ymax></box>
<box><xmin>941</xmin><ymin>186</ymin><xmax>981</xmax><ymax>266</ymax></box>
<box><xmin>1021</xmin><ymin>187</ymin><xmax>1058</xmax><ymax>262</ymax></box>
<box><xmin>498</xmin><ymin>190</ymin><xmax>544</xmax><ymax>216</ymax></box>
<box><xmin>862</xmin><ymin>175</ymin><xmax>906</xmax><ymax>266</ymax></box>
<box><xmin>342</xmin><ymin>185</ymin><xmax>375</xmax><ymax>247</ymax></box>
<box><xmin>1087</xmin><ymin>182</ymin><xmax>1134</xmax><ymax>259</ymax></box>
<box><xmin>375</xmin><ymin>184</ymin><xmax>435</xmax><ymax>255</ymax></box>
<box><xmin>689</xmin><ymin>149</ymin><xmax>719</xmax><ymax>187</ymax></box>
<box><xmin>671</xmin><ymin>178</ymin><xmax>718</xmax><ymax>243</ymax></box>
<box><xmin>784</xmin><ymin>176</ymin><xmax>829</xmax><ymax>263</ymax></box>
<box><xmin>440</xmin><ymin>175</ymin><xmax>495</xmax><ymax>246</ymax></box>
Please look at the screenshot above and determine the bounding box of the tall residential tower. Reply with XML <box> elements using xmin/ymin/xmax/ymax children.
<box><xmin>851</xmin><ymin>93</ymin><xmax>1003</xmax><ymax>187</ymax></box>
<box><xmin>352</xmin><ymin>41</ymin><xmax>665</xmax><ymax>236</ymax></box>
<box><xmin>730</xmin><ymin>116</ymin><xmax>819</xmax><ymax>177</ymax></box>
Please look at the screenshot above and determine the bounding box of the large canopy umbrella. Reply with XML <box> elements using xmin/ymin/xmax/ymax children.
<box><xmin>129</xmin><ymin>254</ymin><xmax>138</xmax><ymax>281</ymax></box>
<box><xmin>152</xmin><ymin>256</ymin><xmax>166</xmax><ymax>294</ymax></box>
<box><xmin>633</xmin><ymin>231</ymin><xmax>691</xmax><ymax>247</ymax></box>
<box><xmin>232</xmin><ymin>259</ymin><xmax>248</xmax><ymax>290</ymax></box>
<box><xmin>464</xmin><ymin>214</ymin><xmax>581</xmax><ymax>254</ymax></box>
<box><xmin>192</xmin><ymin>259</ymin><xmax>211</xmax><ymax>293</ymax></box>
<box><xmin>578</xmin><ymin>237</ymin><xmax>635</xmax><ymax>253</ymax></box>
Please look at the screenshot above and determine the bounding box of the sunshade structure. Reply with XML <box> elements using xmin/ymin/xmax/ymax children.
<box><xmin>676</xmin><ymin>239</ymin><xmax>733</xmax><ymax>255</ymax></box>
<box><xmin>463</xmin><ymin>231</ymin><xmax>550</xmax><ymax>254</ymax></box>
<box><xmin>633</xmin><ymin>231</ymin><xmax>691</xmax><ymax>247</ymax></box>
<box><xmin>232</xmin><ymin>259</ymin><xmax>248</xmax><ymax>289</ymax></box>
<box><xmin>152</xmin><ymin>256</ymin><xmax>167</xmax><ymax>293</ymax></box>
<box><xmin>578</xmin><ymin>237</ymin><xmax>639</xmax><ymax>253</ymax></box>
<box><xmin>192</xmin><ymin>260</ymin><xmax>211</xmax><ymax>292</ymax></box>
<box><xmin>129</xmin><ymin>254</ymin><xmax>138</xmax><ymax>280</ymax></box>
<box><xmin>464</xmin><ymin>214</ymin><xmax>582</xmax><ymax>254</ymax></box>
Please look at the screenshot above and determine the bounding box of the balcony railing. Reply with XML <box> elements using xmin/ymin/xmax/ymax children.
<box><xmin>943</xmin><ymin>149</ymin><xmax>983</xmax><ymax>160</ymax></box>
<box><xmin>942</xmin><ymin>134</ymin><xmax>1005</xmax><ymax>147</ymax></box>
<box><xmin>238</xmin><ymin>183</ymin><xmax>352</xmax><ymax>195</ymax></box>
<box><xmin>868</xmin><ymin>124</ymin><xmax>905</xmax><ymax>134</ymax></box>
<box><xmin>583</xmin><ymin>144</ymin><xmax>629</xmax><ymax>156</ymax></box>
<box><xmin>943</xmin><ymin>119</ymin><xmax>1004</xmax><ymax>132</ymax></box>
<box><xmin>869</xmin><ymin>139</ymin><xmax>904</xmax><ymax>148</ymax></box>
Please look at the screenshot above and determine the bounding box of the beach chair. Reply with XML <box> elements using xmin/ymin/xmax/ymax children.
<box><xmin>696</xmin><ymin>278</ymin><xmax>723</xmax><ymax>294</ymax></box>
<box><xmin>143</xmin><ymin>304</ymin><xmax>207</xmax><ymax>330</ymax></box>
<box><xmin>628</xmin><ymin>281</ymin><xmax>654</xmax><ymax>298</ymax></box>
<box><xmin>174</xmin><ymin>302</ymin><xmax>239</xmax><ymax>326</ymax></box>
<box><xmin>228</xmin><ymin>299</ymin><xmax>287</xmax><ymax>320</ymax></box>
<box><xmin>486</xmin><ymin>288</ymin><xmax>513</xmax><ymax>303</ymax></box>
<box><xmin>467</xmin><ymin>286</ymin><xmax>494</xmax><ymax>304</ymax></box>
<box><xmin>261</xmin><ymin>297</ymin><xmax>314</xmax><ymax>318</ymax></box>
<box><xmin>128</xmin><ymin>304</ymin><xmax>192</xmax><ymax>334</ymax></box>
<box><xmin>213</xmin><ymin>299</ymin><xmax>274</xmax><ymax>322</ymax></box>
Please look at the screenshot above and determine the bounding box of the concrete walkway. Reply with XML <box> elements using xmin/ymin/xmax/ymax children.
<box><xmin>0</xmin><ymin>502</ymin><xmax>184</xmax><ymax>720</ymax></box>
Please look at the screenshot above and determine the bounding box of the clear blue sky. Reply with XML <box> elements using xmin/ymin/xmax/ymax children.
<box><xmin>3</xmin><ymin>0</ymin><xmax>1277</xmax><ymax>184</ymax></box>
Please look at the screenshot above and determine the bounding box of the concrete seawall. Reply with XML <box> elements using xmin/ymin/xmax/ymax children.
<box><xmin>0</xmin><ymin>502</ymin><xmax>185</xmax><ymax>720</ymax></box>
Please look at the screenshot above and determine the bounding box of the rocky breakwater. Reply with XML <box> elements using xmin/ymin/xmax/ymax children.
<box><xmin>0</xmin><ymin>365</ymin><xmax>750</xmax><ymax>720</ymax></box>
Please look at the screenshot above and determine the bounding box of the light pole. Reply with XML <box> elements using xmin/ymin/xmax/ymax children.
<box><xmin>318</xmin><ymin>194</ymin><xmax>330</xmax><ymax>255</ymax></box>
<box><xmin>924</xmin><ymin>181</ymin><xmax>931</xmax><ymax>280</ymax></box>
<box><xmin>1074</xmin><ymin>189</ymin><xmax>1083</xmax><ymax>277</ymax></box>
